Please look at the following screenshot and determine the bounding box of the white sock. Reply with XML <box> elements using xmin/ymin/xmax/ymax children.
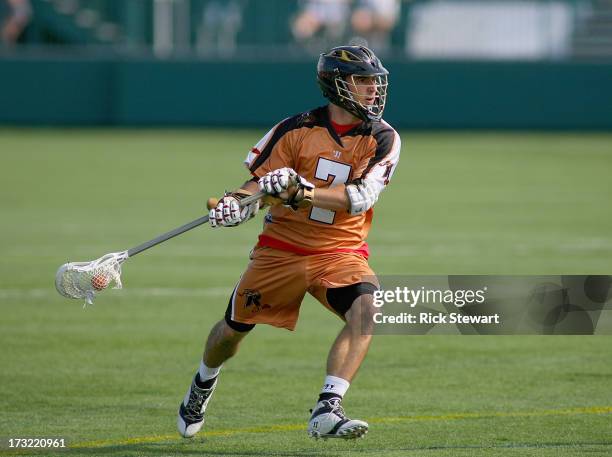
<box><xmin>198</xmin><ymin>360</ymin><xmax>221</xmax><ymax>381</ymax></box>
<box><xmin>320</xmin><ymin>375</ymin><xmax>350</xmax><ymax>398</ymax></box>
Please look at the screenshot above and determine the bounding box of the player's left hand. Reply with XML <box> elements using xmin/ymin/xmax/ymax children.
<box><xmin>258</xmin><ymin>168</ymin><xmax>314</xmax><ymax>203</ymax></box>
<box><xmin>209</xmin><ymin>192</ymin><xmax>259</xmax><ymax>228</ymax></box>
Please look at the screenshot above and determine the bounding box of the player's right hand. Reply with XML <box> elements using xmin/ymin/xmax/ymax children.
<box><xmin>209</xmin><ymin>193</ymin><xmax>259</xmax><ymax>228</ymax></box>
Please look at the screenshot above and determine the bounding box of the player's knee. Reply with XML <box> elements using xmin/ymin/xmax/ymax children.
<box><xmin>219</xmin><ymin>318</ymin><xmax>252</xmax><ymax>342</ymax></box>
<box><xmin>346</xmin><ymin>294</ymin><xmax>376</xmax><ymax>328</ymax></box>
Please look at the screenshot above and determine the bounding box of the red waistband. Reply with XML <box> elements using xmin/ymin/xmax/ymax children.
<box><xmin>257</xmin><ymin>235</ymin><xmax>369</xmax><ymax>259</ymax></box>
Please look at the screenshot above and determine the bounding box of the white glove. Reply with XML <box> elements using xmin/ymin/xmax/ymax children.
<box><xmin>258</xmin><ymin>168</ymin><xmax>314</xmax><ymax>204</ymax></box>
<box><xmin>259</xmin><ymin>167</ymin><xmax>298</xmax><ymax>194</ymax></box>
<box><xmin>209</xmin><ymin>193</ymin><xmax>259</xmax><ymax>228</ymax></box>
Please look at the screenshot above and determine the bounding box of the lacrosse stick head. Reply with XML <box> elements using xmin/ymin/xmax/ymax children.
<box><xmin>55</xmin><ymin>251</ymin><xmax>128</xmax><ymax>306</ymax></box>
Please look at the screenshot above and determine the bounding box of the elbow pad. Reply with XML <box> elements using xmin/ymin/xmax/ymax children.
<box><xmin>345</xmin><ymin>181</ymin><xmax>379</xmax><ymax>215</ymax></box>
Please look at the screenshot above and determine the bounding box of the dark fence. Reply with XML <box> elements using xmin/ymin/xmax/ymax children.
<box><xmin>1</xmin><ymin>56</ymin><xmax>611</xmax><ymax>129</ymax></box>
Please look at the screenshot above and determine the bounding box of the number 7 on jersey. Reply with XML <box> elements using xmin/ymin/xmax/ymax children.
<box><xmin>310</xmin><ymin>157</ymin><xmax>352</xmax><ymax>224</ymax></box>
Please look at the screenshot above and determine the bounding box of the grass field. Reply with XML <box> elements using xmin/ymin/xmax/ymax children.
<box><xmin>0</xmin><ymin>129</ymin><xmax>611</xmax><ymax>456</ymax></box>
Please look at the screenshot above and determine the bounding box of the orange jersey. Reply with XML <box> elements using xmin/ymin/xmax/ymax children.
<box><xmin>244</xmin><ymin>106</ymin><xmax>401</xmax><ymax>253</ymax></box>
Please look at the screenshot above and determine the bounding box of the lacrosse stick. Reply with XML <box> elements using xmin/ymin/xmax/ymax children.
<box><xmin>55</xmin><ymin>191</ymin><xmax>266</xmax><ymax>306</ymax></box>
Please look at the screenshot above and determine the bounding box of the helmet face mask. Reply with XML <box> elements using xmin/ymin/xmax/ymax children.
<box><xmin>334</xmin><ymin>74</ymin><xmax>388</xmax><ymax>122</ymax></box>
<box><xmin>317</xmin><ymin>46</ymin><xmax>389</xmax><ymax>122</ymax></box>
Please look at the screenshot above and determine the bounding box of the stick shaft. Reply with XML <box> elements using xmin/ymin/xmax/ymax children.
<box><xmin>127</xmin><ymin>191</ymin><xmax>265</xmax><ymax>258</ymax></box>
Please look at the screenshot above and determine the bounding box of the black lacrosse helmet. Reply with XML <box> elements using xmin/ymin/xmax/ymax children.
<box><xmin>317</xmin><ymin>45</ymin><xmax>389</xmax><ymax>122</ymax></box>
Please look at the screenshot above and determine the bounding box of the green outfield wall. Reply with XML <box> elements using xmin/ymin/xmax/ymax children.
<box><xmin>1</xmin><ymin>57</ymin><xmax>611</xmax><ymax>129</ymax></box>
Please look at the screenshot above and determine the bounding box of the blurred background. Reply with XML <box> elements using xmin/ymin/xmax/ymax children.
<box><xmin>1</xmin><ymin>0</ymin><xmax>611</xmax><ymax>128</ymax></box>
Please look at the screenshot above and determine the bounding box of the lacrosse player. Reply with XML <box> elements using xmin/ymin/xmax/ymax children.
<box><xmin>178</xmin><ymin>45</ymin><xmax>401</xmax><ymax>440</ymax></box>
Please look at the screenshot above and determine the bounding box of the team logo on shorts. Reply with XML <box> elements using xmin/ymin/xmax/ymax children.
<box><xmin>240</xmin><ymin>289</ymin><xmax>271</xmax><ymax>313</ymax></box>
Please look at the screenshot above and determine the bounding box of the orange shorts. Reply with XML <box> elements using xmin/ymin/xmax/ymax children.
<box><xmin>226</xmin><ymin>246</ymin><xmax>378</xmax><ymax>331</ymax></box>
